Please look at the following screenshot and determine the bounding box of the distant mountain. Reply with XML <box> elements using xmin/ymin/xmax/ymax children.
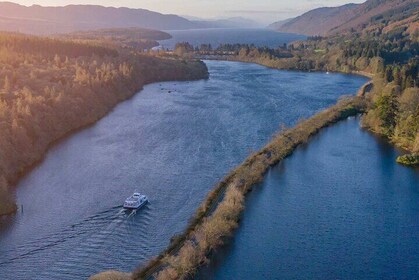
<box><xmin>0</xmin><ymin>2</ymin><xmax>198</xmax><ymax>35</ymax></box>
<box><xmin>184</xmin><ymin>16</ymin><xmax>263</xmax><ymax>29</ymax></box>
<box><xmin>329</xmin><ymin>0</ymin><xmax>419</xmax><ymax>35</ymax></box>
<box><xmin>208</xmin><ymin>17</ymin><xmax>263</xmax><ymax>28</ymax></box>
<box><xmin>268</xmin><ymin>18</ymin><xmax>293</xmax><ymax>30</ymax></box>
<box><xmin>270</xmin><ymin>0</ymin><xmax>418</xmax><ymax>36</ymax></box>
<box><xmin>181</xmin><ymin>15</ymin><xmax>204</xmax><ymax>21</ymax></box>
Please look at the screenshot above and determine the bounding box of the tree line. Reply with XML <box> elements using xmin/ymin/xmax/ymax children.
<box><xmin>173</xmin><ymin>22</ymin><xmax>418</xmax><ymax>161</ymax></box>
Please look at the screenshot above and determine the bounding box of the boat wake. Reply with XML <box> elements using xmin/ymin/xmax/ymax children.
<box><xmin>0</xmin><ymin>204</ymin><xmax>152</xmax><ymax>279</ymax></box>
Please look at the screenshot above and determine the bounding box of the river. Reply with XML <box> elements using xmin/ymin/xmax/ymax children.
<box><xmin>0</xmin><ymin>61</ymin><xmax>367</xmax><ymax>279</ymax></box>
<box><xmin>199</xmin><ymin>117</ymin><xmax>419</xmax><ymax>280</ymax></box>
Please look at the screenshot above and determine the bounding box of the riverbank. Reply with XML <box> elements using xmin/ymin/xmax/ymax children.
<box><xmin>201</xmin><ymin>54</ymin><xmax>418</xmax><ymax>164</ymax></box>
<box><xmin>0</xmin><ymin>60</ymin><xmax>367</xmax><ymax>279</ymax></box>
<box><xmin>89</xmin><ymin>95</ymin><xmax>367</xmax><ymax>280</ymax></box>
<box><xmin>197</xmin><ymin>54</ymin><xmax>375</xmax><ymax>79</ymax></box>
<box><xmin>0</xmin><ymin>187</ymin><xmax>17</xmax><ymax>216</ymax></box>
<box><xmin>0</xmin><ymin>33</ymin><xmax>209</xmax><ymax>217</ymax></box>
<box><xmin>0</xmin><ymin>204</ymin><xmax>16</xmax><ymax>217</ymax></box>
<box><xmin>189</xmin><ymin>34</ymin><xmax>417</xmax><ymax>159</ymax></box>
<box><xmin>200</xmin><ymin>117</ymin><xmax>419</xmax><ymax>280</ymax></box>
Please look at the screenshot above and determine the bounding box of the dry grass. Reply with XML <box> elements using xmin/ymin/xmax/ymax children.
<box><xmin>135</xmin><ymin>96</ymin><xmax>367</xmax><ymax>279</ymax></box>
<box><xmin>88</xmin><ymin>271</ymin><xmax>132</xmax><ymax>280</ymax></box>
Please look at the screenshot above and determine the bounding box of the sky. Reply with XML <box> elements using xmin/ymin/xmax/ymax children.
<box><xmin>12</xmin><ymin>0</ymin><xmax>366</xmax><ymax>24</ymax></box>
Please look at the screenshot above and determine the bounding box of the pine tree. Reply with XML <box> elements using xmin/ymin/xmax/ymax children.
<box><xmin>377</xmin><ymin>94</ymin><xmax>399</xmax><ymax>135</ymax></box>
<box><xmin>393</xmin><ymin>66</ymin><xmax>401</xmax><ymax>86</ymax></box>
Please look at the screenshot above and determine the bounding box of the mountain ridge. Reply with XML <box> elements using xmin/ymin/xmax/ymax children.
<box><xmin>0</xmin><ymin>2</ymin><xmax>265</xmax><ymax>35</ymax></box>
<box><xmin>270</xmin><ymin>0</ymin><xmax>418</xmax><ymax>36</ymax></box>
<box><xmin>269</xmin><ymin>3</ymin><xmax>357</xmax><ymax>35</ymax></box>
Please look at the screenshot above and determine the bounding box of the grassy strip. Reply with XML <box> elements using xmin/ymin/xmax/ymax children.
<box><xmin>133</xmin><ymin>96</ymin><xmax>367</xmax><ymax>280</ymax></box>
<box><xmin>89</xmin><ymin>271</ymin><xmax>132</xmax><ymax>280</ymax></box>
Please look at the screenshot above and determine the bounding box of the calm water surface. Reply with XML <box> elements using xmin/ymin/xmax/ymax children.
<box><xmin>0</xmin><ymin>61</ymin><xmax>366</xmax><ymax>279</ymax></box>
<box><xmin>159</xmin><ymin>28</ymin><xmax>306</xmax><ymax>49</ymax></box>
<box><xmin>200</xmin><ymin>118</ymin><xmax>419</xmax><ymax>280</ymax></box>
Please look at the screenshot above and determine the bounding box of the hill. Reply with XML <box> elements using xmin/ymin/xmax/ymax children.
<box><xmin>58</xmin><ymin>28</ymin><xmax>172</xmax><ymax>50</ymax></box>
<box><xmin>0</xmin><ymin>2</ymin><xmax>268</xmax><ymax>35</ymax></box>
<box><xmin>268</xmin><ymin>18</ymin><xmax>292</xmax><ymax>30</ymax></box>
<box><xmin>193</xmin><ymin>17</ymin><xmax>263</xmax><ymax>29</ymax></box>
<box><xmin>0</xmin><ymin>2</ymin><xmax>197</xmax><ymax>34</ymax></box>
<box><xmin>192</xmin><ymin>8</ymin><xmax>419</xmax><ymax>159</ymax></box>
<box><xmin>269</xmin><ymin>4</ymin><xmax>357</xmax><ymax>35</ymax></box>
<box><xmin>270</xmin><ymin>0</ymin><xmax>418</xmax><ymax>36</ymax></box>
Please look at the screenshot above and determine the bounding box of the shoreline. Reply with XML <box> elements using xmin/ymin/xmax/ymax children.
<box><xmin>0</xmin><ymin>58</ymin><xmax>208</xmax><ymax>218</ymax></box>
<box><xmin>120</xmin><ymin>96</ymin><xmax>368</xmax><ymax>280</ymax></box>
<box><xmin>202</xmin><ymin>56</ymin><xmax>416</xmax><ymax>156</ymax></box>
<box><xmin>198</xmin><ymin>55</ymin><xmax>375</xmax><ymax>79</ymax></box>
<box><xmin>86</xmin><ymin>58</ymin><xmax>372</xmax><ymax>280</ymax></box>
<box><xmin>0</xmin><ymin>202</ymin><xmax>17</xmax><ymax>217</ymax></box>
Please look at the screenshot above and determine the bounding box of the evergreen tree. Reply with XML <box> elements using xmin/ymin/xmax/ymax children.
<box><xmin>376</xmin><ymin>94</ymin><xmax>399</xmax><ymax>135</ymax></box>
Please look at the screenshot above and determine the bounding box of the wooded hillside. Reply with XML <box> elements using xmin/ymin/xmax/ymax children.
<box><xmin>0</xmin><ymin>2</ymin><xmax>196</xmax><ymax>34</ymax></box>
<box><xmin>0</xmin><ymin>32</ymin><xmax>208</xmax><ymax>215</ymax></box>
<box><xmin>58</xmin><ymin>28</ymin><xmax>172</xmax><ymax>51</ymax></box>
<box><xmin>185</xmin><ymin>16</ymin><xmax>418</xmax><ymax>162</ymax></box>
<box><xmin>270</xmin><ymin>0</ymin><xmax>418</xmax><ymax>36</ymax></box>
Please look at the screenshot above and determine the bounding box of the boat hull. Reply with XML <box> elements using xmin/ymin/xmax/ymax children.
<box><xmin>123</xmin><ymin>199</ymin><xmax>148</xmax><ymax>209</ymax></box>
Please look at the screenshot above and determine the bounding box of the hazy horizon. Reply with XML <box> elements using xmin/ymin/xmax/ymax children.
<box><xmin>7</xmin><ymin>0</ymin><xmax>366</xmax><ymax>24</ymax></box>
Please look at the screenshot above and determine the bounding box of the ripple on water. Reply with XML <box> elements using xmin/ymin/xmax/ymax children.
<box><xmin>198</xmin><ymin>118</ymin><xmax>419</xmax><ymax>280</ymax></box>
<box><xmin>0</xmin><ymin>61</ymin><xmax>368</xmax><ymax>279</ymax></box>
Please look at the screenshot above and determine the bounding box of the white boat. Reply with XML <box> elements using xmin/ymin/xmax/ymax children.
<box><xmin>124</xmin><ymin>193</ymin><xmax>148</xmax><ymax>209</ymax></box>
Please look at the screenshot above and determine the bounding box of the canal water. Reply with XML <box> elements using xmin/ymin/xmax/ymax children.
<box><xmin>199</xmin><ymin>117</ymin><xmax>419</xmax><ymax>280</ymax></box>
<box><xmin>0</xmin><ymin>61</ymin><xmax>367</xmax><ymax>279</ymax></box>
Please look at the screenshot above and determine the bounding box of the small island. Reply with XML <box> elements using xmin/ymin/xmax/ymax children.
<box><xmin>397</xmin><ymin>154</ymin><xmax>419</xmax><ymax>167</ymax></box>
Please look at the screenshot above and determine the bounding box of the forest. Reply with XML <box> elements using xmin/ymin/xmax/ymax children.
<box><xmin>0</xmin><ymin>32</ymin><xmax>208</xmax><ymax>215</ymax></box>
<box><xmin>57</xmin><ymin>28</ymin><xmax>172</xmax><ymax>52</ymax></box>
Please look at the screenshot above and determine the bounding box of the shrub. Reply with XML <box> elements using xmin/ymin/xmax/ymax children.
<box><xmin>396</xmin><ymin>153</ymin><xmax>419</xmax><ymax>166</ymax></box>
<box><xmin>161</xmin><ymin>241</ymin><xmax>205</xmax><ymax>279</ymax></box>
<box><xmin>147</xmin><ymin>96</ymin><xmax>366</xmax><ymax>279</ymax></box>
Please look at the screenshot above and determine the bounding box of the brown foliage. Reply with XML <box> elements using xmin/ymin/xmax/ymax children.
<box><xmin>147</xmin><ymin>97</ymin><xmax>367</xmax><ymax>279</ymax></box>
<box><xmin>0</xmin><ymin>32</ymin><xmax>208</xmax><ymax>215</ymax></box>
